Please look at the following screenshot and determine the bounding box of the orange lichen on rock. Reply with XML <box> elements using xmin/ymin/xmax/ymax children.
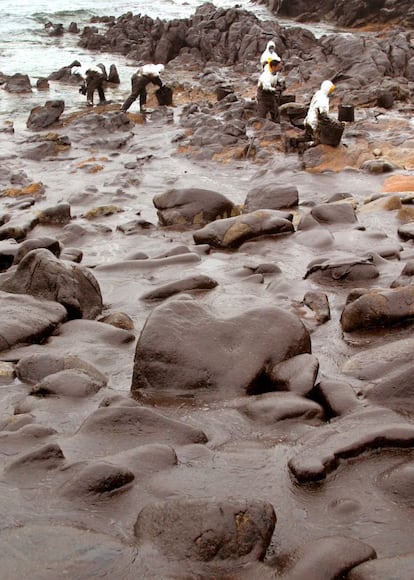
<box><xmin>126</xmin><ymin>112</ymin><xmax>146</xmax><ymax>124</ymax></box>
<box><xmin>177</xmin><ymin>144</ymin><xmax>194</xmax><ymax>155</ymax></box>
<box><xmin>382</xmin><ymin>174</ymin><xmax>414</xmax><ymax>192</ymax></box>
<box><xmin>305</xmin><ymin>143</ymin><xmax>371</xmax><ymax>173</ymax></box>
<box><xmin>74</xmin><ymin>156</ymin><xmax>108</xmax><ymax>173</ymax></box>
<box><xmin>213</xmin><ymin>144</ymin><xmax>257</xmax><ymax>163</ymax></box>
<box><xmin>86</xmin><ymin>164</ymin><xmax>104</xmax><ymax>173</ymax></box>
<box><xmin>212</xmin><ymin>146</ymin><xmax>249</xmax><ymax>163</ymax></box>
<box><xmin>2</xmin><ymin>182</ymin><xmax>45</xmax><ymax>197</ymax></box>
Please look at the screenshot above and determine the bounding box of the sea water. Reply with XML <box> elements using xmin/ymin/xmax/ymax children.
<box><xmin>0</xmin><ymin>1</ymin><xmax>342</xmax><ymax>122</ymax></box>
<box><xmin>0</xmin><ymin>0</ymin><xmax>275</xmax><ymax>119</ymax></box>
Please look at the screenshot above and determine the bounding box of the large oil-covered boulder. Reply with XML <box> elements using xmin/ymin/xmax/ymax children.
<box><xmin>288</xmin><ymin>407</ymin><xmax>414</xmax><ymax>484</ymax></box>
<box><xmin>243</xmin><ymin>183</ymin><xmax>299</xmax><ymax>212</ymax></box>
<box><xmin>0</xmin><ymin>248</ymin><xmax>102</xmax><ymax>319</ymax></box>
<box><xmin>0</xmin><ymin>290</ymin><xmax>67</xmax><ymax>352</ymax></box>
<box><xmin>13</xmin><ymin>236</ymin><xmax>61</xmax><ymax>264</ymax></box>
<box><xmin>47</xmin><ymin>60</ymin><xmax>82</xmax><ymax>82</ymax></box>
<box><xmin>134</xmin><ymin>498</ymin><xmax>276</xmax><ymax>563</ymax></box>
<box><xmin>77</xmin><ymin>404</ymin><xmax>207</xmax><ymax>449</ymax></box>
<box><xmin>281</xmin><ymin>535</ymin><xmax>376</xmax><ymax>580</ymax></box>
<box><xmin>131</xmin><ymin>297</ymin><xmax>311</xmax><ymax>401</ymax></box>
<box><xmin>342</xmin><ymin>336</ymin><xmax>414</xmax><ymax>412</ymax></box>
<box><xmin>0</xmin><ymin>214</ymin><xmax>40</xmax><ymax>242</ymax></box>
<box><xmin>153</xmin><ymin>188</ymin><xmax>239</xmax><ymax>227</ymax></box>
<box><xmin>305</xmin><ymin>255</ymin><xmax>379</xmax><ymax>283</ymax></box>
<box><xmin>16</xmin><ymin>353</ymin><xmax>107</xmax><ymax>385</ymax></box>
<box><xmin>193</xmin><ymin>209</ymin><xmax>294</xmax><ymax>249</ymax></box>
<box><xmin>310</xmin><ymin>202</ymin><xmax>357</xmax><ymax>225</ymax></box>
<box><xmin>30</xmin><ymin>368</ymin><xmax>107</xmax><ymax>398</ymax></box>
<box><xmin>4</xmin><ymin>73</ymin><xmax>32</xmax><ymax>93</ymax></box>
<box><xmin>340</xmin><ymin>285</ymin><xmax>414</xmax><ymax>332</ymax></box>
<box><xmin>26</xmin><ymin>100</ymin><xmax>65</xmax><ymax>130</ymax></box>
<box><xmin>67</xmin><ymin>111</ymin><xmax>134</xmax><ymax>149</ymax></box>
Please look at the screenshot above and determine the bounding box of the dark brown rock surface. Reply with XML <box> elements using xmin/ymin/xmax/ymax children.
<box><xmin>262</xmin><ymin>0</ymin><xmax>414</xmax><ymax>28</ymax></box>
<box><xmin>1</xmin><ymin>4</ymin><xmax>414</xmax><ymax>578</ymax></box>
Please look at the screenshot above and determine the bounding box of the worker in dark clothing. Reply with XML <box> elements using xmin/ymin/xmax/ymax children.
<box><xmin>84</xmin><ymin>64</ymin><xmax>107</xmax><ymax>106</ymax></box>
<box><xmin>256</xmin><ymin>57</ymin><xmax>285</xmax><ymax>123</ymax></box>
<box><xmin>120</xmin><ymin>64</ymin><xmax>164</xmax><ymax>112</ymax></box>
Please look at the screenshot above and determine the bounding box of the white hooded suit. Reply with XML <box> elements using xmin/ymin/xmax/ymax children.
<box><xmin>305</xmin><ymin>80</ymin><xmax>335</xmax><ymax>131</ymax></box>
<box><xmin>260</xmin><ymin>41</ymin><xmax>280</xmax><ymax>68</ymax></box>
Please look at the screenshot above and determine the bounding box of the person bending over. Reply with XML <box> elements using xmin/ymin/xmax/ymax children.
<box><xmin>121</xmin><ymin>64</ymin><xmax>165</xmax><ymax>112</ymax></box>
<box><xmin>84</xmin><ymin>64</ymin><xmax>107</xmax><ymax>106</ymax></box>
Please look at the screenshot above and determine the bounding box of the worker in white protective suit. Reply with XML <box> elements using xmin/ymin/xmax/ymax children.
<box><xmin>256</xmin><ymin>56</ymin><xmax>285</xmax><ymax>123</ymax></box>
<box><xmin>304</xmin><ymin>80</ymin><xmax>335</xmax><ymax>141</ymax></box>
<box><xmin>260</xmin><ymin>40</ymin><xmax>280</xmax><ymax>69</ymax></box>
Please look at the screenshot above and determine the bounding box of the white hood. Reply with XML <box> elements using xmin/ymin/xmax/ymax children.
<box><xmin>320</xmin><ymin>80</ymin><xmax>335</xmax><ymax>96</ymax></box>
<box><xmin>260</xmin><ymin>40</ymin><xmax>280</xmax><ymax>67</ymax></box>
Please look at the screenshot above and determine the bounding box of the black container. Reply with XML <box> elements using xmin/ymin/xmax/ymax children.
<box><xmin>338</xmin><ymin>104</ymin><xmax>354</xmax><ymax>122</ymax></box>
<box><xmin>377</xmin><ymin>91</ymin><xmax>394</xmax><ymax>109</ymax></box>
<box><xmin>155</xmin><ymin>85</ymin><xmax>173</xmax><ymax>106</ymax></box>
<box><xmin>318</xmin><ymin>112</ymin><xmax>344</xmax><ymax>147</ymax></box>
<box><xmin>280</xmin><ymin>94</ymin><xmax>296</xmax><ymax>105</ymax></box>
<box><xmin>216</xmin><ymin>85</ymin><xmax>233</xmax><ymax>101</ymax></box>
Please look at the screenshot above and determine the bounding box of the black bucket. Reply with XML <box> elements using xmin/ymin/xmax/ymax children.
<box><xmin>155</xmin><ymin>85</ymin><xmax>173</xmax><ymax>106</ymax></box>
<box><xmin>216</xmin><ymin>85</ymin><xmax>233</xmax><ymax>101</ymax></box>
<box><xmin>377</xmin><ymin>91</ymin><xmax>394</xmax><ymax>109</ymax></box>
<box><xmin>318</xmin><ymin>112</ymin><xmax>344</xmax><ymax>147</ymax></box>
<box><xmin>338</xmin><ymin>104</ymin><xmax>354</xmax><ymax>122</ymax></box>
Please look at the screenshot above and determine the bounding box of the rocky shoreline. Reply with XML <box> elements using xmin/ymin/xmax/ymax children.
<box><xmin>265</xmin><ymin>0</ymin><xmax>414</xmax><ymax>29</ymax></box>
<box><xmin>1</xmin><ymin>4</ymin><xmax>414</xmax><ymax>579</ymax></box>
